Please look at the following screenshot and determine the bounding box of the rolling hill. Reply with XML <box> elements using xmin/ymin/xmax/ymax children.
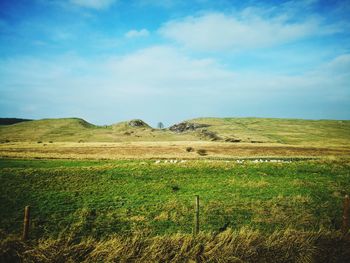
<box><xmin>0</xmin><ymin>118</ymin><xmax>198</xmax><ymax>143</ymax></box>
<box><xmin>0</xmin><ymin>117</ymin><xmax>349</xmax><ymax>147</ymax></box>
<box><xmin>189</xmin><ymin>117</ymin><xmax>350</xmax><ymax>146</ymax></box>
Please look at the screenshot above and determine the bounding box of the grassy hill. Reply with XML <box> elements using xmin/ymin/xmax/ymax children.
<box><xmin>0</xmin><ymin>118</ymin><xmax>97</xmax><ymax>142</ymax></box>
<box><xmin>190</xmin><ymin>117</ymin><xmax>350</xmax><ymax>146</ymax></box>
<box><xmin>0</xmin><ymin>117</ymin><xmax>349</xmax><ymax>146</ymax></box>
<box><xmin>0</xmin><ymin>118</ymin><xmax>198</xmax><ymax>143</ymax></box>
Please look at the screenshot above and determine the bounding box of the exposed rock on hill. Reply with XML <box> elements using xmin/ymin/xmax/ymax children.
<box><xmin>128</xmin><ymin>119</ymin><xmax>149</xmax><ymax>128</ymax></box>
<box><xmin>200</xmin><ymin>129</ymin><xmax>221</xmax><ymax>141</ymax></box>
<box><xmin>169</xmin><ymin>122</ymin><xmax>210</xmax><ymax>133</ymax></box>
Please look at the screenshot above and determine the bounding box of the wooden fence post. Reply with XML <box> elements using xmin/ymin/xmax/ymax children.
<box><xmin>22</xmin><ymin>206</ymin><xmax>30</xmax><ymax>241</ymax></box>
<box><xmin>194</xmin><ymin>195</ymin><xmax>199</xmax><ymax>235</ymax></box>
<box><xmin>342</xmin><ymin>195</ymin><xmax>349</xmax><ymax>234</ymax></box>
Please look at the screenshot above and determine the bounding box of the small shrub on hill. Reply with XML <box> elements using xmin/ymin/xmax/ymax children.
<box><xmin>186</xmin><ymin>147</ymin><xmax>194</xmax><ymax>152</ymax></box>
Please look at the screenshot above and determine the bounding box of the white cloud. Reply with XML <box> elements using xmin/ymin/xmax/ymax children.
<box><xmin>0</xmin><ymin>47</ymin><xmax>349</xmax><ymax>123</ymax></box>
<box><xmin>321</xmin><ymin>54</ymin><xmax>350</xmax><ymax>74</ymax></box>
<box><xmin>159</xmin><ymin>11</ymin><xmax>322</xmax><ymax>51</ymax></box>
<box><xmin>69</xmin><ymin>0</ymin><xmax>117</xmax><ymax>10</ymax></box>
<box><xmin>125</xmin><ymin>29</ymin><xmax>150</xmax><ymax>38</ymax></box>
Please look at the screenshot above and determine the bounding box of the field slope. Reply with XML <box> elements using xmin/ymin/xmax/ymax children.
<box><xmin>0</xmin><ymin>118</ymin><xmax>198</xmax><ymax>143</ymax></box>
<box><xmin>0</xmin><ymin>117</ymin><xmax>349</xmax><ymax>160</ymax></box>
<box><xmin>0</xmin><ymin>117</ymin><xmax>349</xmax><ymax>146</ymax></box>
<box><xmin>190</xmin><ymin>117</ymin><xmax>350</xmax><ymax>146</ymax></box>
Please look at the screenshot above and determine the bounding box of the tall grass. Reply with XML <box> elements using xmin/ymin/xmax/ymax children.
<box><xmin>1</xmin><ymin>228</ymin><xmax>349</xmax><ymax>262</ymax></box>
<box><xmin>1</xmin><ymin>159</ymin><xmax>350</xmax><ymax>238</ymax></box>
<box><xmin>1</xmin><ymin>159</ymin><xmax>350</xmax><ymax>261</ymax></box>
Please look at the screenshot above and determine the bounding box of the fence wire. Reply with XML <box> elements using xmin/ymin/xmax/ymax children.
<box><xmin>2</xmin><ymin>193</ymin><xmax>348</xmax><ymax>241</ymax></box>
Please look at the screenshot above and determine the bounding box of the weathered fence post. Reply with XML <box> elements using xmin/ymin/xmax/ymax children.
<box><xmin>22</xmin><ymin>206</ymin><xmax>30</xmax><ymax>241</ymax></box>
<box><xmin>342</xmin><ymin>195</ymin><xmax>349</xmax><ymax>234</ymax></box>
<box><xmin>194</xmin><ymin>195</ymin><xmax>199</xmax><ymax>235</ymax></box>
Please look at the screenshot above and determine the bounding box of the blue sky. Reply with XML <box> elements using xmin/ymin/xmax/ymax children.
<box><xmin>0</xmin><ymin>0</ymin><xmax>349</xmax><ymax>126</ymax></box>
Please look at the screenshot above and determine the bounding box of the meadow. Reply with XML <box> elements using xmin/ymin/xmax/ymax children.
<box><xmin>1</xmin><ymin>141</ymin><xmax>349</xmax><ymax>160</ymax></box>
<box><xmin>1</xmin><ymin>117</ymin><xmax>350</xmax><ymax>262</ymax></box>
<box><xmin>1</xmin><ymin>158</ymin><xmax>350</xmax><ymax>262</ymax></box>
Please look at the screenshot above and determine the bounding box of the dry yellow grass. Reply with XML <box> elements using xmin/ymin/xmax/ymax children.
<box><xmin>0</xmin><ymin>141</ymin><xmax>349</xmax><ymax>160</ymax></box>
<box><xmin>1</xmin><ymin>228</ymin><xmax>349</xmax><ymax>262</ymax></box>
<box><xmin>1</xmin><ymin>117</ymin><xmax>350</xmax><ymax>148</ymax></box>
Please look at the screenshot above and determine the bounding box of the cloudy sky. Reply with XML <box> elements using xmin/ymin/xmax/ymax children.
<box><xmin>0</xmin><ymin>0</ymin><xmax>349</xmax><ymax>126</ymax></box>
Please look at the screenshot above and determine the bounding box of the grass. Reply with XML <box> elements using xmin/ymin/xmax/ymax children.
<box><xmin>0</xmin><ymin>141</ymin><xmax>349</xmax><ymax>160</ymax></box>
<box><xmin>1</xmin><ymin>116</ymin><xmax>350</xmax><ymax>261</ymax></box>
<box><xmin>0</xmin><ymin>118</ymin><xmax>198</xmax><ymax>143</ymax></box>
<box><xmin>2</xmin><ymin>229</ymin><xmax>350</xmax><ymax>262</ymax></box>
<box><xmin>1</xmin><ymin>158</ymin><xmax>350</xmax><ymax>261</ymax></box>
<box><xmin>1</xmin><ymin>117</ymin><xmax>349</xmax><ymax>162</ymax></box>
<box><xmin>0</xmin><ymin>117</ymin><xmax>350</xmax><ymax>147</ymax></box>
<box><xmin>1</xmin><ymin>158</ymin><xmax>349</xmax><ymax>238</ymax></box>
<box><xmin>192</xmin><ymin>117</ymin><xmax>350</xmax><ymax>146</ymax></box>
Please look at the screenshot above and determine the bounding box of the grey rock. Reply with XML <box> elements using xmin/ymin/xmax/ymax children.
<box><xmin>128</xmin><ymin>119</ymin><xmax>148</xmax><ymax>127</ymax></box>
<box><xmin>169</xmin><ymin>122</ymin><xmax>210</xmax><ymax>133</ymax></box>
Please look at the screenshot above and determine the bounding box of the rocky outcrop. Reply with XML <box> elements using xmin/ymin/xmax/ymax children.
<box><xmin>169</xmin><ymin>122</ymin><xmax>210</xmax><ymax>133</ymax></box>
<box><xmin>128</xmin><ymin>119</ymin><xmax>149</xmax><ymax>128</ymax></box>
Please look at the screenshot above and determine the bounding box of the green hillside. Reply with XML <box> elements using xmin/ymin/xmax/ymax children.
<box><xmin>0</xmin><ymin>117</ymin><xmax>349</xmax><ymax>146</ymax></box>
<box><xmin>190</xmin><ymin>117</ymin><xmax>350</xmax><ymax>146</ymax></box>
<box><xmin>0</xmin><ymin>118</ymin><xmax>198</xmax><ymax>143</ymax></box>
<box><xmin>0</xmin><ymin>118</ymin><xmax>98</xmax><ymax>142</ymax></box>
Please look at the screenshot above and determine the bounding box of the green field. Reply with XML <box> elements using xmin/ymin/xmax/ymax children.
<box><xmin>1</xmin><ymin>158</ymin><xmax>349</xmax><ymax>237</ymax></box>
<box><xmin>1</xmin><ymin>158</ymin><xmax>350</xmax><ymax>262</ymax></box>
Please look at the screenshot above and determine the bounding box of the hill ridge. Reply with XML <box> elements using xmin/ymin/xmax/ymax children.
<box><xmin>0</xmin><ymin>117</ymin><xmax>349</xmax><ymax>146</ymax></box>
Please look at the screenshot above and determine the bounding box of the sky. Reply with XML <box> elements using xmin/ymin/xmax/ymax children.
<box><xmin>0</xmin><ymin>0</ymin><xmax>349</xmax><ymax>127</ymax></box>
